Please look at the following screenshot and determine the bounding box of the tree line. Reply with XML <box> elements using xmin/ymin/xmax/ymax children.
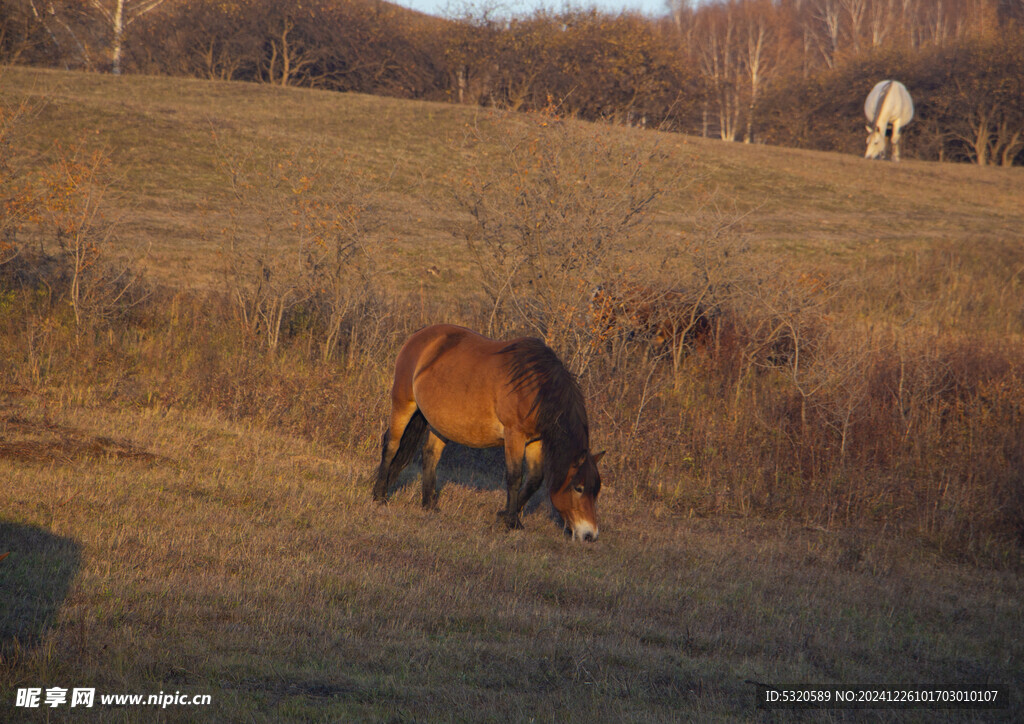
<box><xmin>2</xmin><ymin>0</ymin><xmax>1022</xmax><ymax>164</ymax></box>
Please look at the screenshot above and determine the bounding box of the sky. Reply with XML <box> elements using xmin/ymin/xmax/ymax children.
<box><xmin>392</xmin><ymin>0</ymin><xmax>673</xmax><ymax>19</ymax></box>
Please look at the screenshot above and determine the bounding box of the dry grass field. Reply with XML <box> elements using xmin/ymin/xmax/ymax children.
<box><xmin>2</xmin><ymin>66</ymin><xmax>1024</xmax><ymax>721</ymax></box>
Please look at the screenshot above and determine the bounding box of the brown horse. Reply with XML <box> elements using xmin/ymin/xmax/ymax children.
<box><xmin>373</xmin><ymin>324</ymin><xmax>603</xmax><ymax>541</ymax></box>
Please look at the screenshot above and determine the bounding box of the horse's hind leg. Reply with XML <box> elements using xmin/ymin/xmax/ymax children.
<box><xmin>420</xmin><ymin>430</ymin><xmax>445</xmax><ymax>509</ymax></box>
<box><xmin>373</xmin><ymin>404</ymin><xmax>427</xmax><ymax>502</ymax></box>
<box><xmin>891</xmin><ymin>121</ymin><xmax>902</xmax><ymax>162</ymax></box>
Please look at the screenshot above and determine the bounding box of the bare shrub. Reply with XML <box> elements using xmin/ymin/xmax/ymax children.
<box><xmin>0</xmin><ymin>92</ymin><xmax>40</xmax><ymax>266</ymax></box>
<box><xmin>452</xmin><ymin>108</ymin><xmax>674</xmax><ymax>376</ymax></box>
<box><xmin>217</xmin><ymin>143</ymin><xmax>384</xmax><ymax>359</ymax></box>
<box><xmin>5</xmin><ymin>123</ymin><xmax>148</xmax><ymax>365</ymax></box>
<box><xmin>36</xmin><ymin>145</ymin><xmax>148</xmax><ymax>329</ymax></box>
<box><xmin>661</xmin><ymin>193</ymin><xmax>758</xmax><ymax>373</ymax></box>
<box><xmin>588</xmin><ymin>280</ymin><xmax>717</xmax><ymax>371</ymax></box>
<box><xmin>572</xmin><ymin>192</ymin><xmax>761</xmax><ymax>508</ymax></box>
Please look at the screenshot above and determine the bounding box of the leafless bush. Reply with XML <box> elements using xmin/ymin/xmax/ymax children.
<box><xmin>0</xmin><ymin>92</ymin><xmax>40</xmax><ymax>266</ymax></box>
<box><xmin>588</xmin><ymin>280</ymin><xmax>717</xmax><ymax>373</ymax></box>
<box><xmin>33</xmin><ymin>144</ymin><xmax>149</xmax><ymax>329</ymax></box>
<box><xmin>217</xmin><ymin>143</ymin><xmax>384</xmax><ymax>359</ymax></box>
<box><xmin>453</xmin><ymin>108</ymin><xmax>674</xmax><ymax>375</ymax></box>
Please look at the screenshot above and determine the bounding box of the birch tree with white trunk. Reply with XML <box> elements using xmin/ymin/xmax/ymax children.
<box><xmin>88</xmin><ymin>0</ymin><xmax>170</xmax><ymax>74</ymax></box>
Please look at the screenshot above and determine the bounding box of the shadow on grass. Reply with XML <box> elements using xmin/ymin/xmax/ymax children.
<box><xmin>395</xmin><ymin>444</ymin><xmax>547</xmax><ymax>515</ymax></box>
<box><xmin>0</xmin><ymin>522</ymin><xmax>81</xmax><ymax>659</ymax></box>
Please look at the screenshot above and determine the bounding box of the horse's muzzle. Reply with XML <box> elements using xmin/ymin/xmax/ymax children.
<box><xmin>571</xmin><ymin>521</ymin><xmax>599</xmax><ymax>543</ymax></box>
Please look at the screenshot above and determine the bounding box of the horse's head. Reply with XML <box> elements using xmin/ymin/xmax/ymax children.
<box><xmin>865</xmin><ymin>124</ymin><xmax>887</xmax><ymax>159</ymax></box>
<box><xmin>550</xmin><ymin>450</ymin><xmax>604</xmax><ymax>542</ymax></box>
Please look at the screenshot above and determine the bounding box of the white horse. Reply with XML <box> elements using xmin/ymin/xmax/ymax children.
<box><xmin>864</xmin><ymin>80</ymin><xmax>914</xmax><ymax>161</ymax></box>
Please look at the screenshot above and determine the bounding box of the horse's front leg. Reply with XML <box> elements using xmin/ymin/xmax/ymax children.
<box><xmin>514</xmin><ymin>439</ymin><xmax>545</xmax><ymax>513</ymax></box>
<box><xmin>891</xmin><ymin>121</ymin><xmax>902</xmax><ymax>162</ymax></box>
<box><xmin>499</xmin><ymin>434</ymin><xmax>527</xmax><ymax>530</ymax></box>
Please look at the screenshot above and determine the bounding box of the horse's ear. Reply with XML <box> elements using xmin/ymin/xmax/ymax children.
<box><xmin>592</xmin><ymin>450</ymin><xmax>606</xmax><ymax>464</ymax></box>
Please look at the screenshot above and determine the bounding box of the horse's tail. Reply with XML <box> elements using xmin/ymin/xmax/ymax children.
<box><xmin>373</xmin><ymin>409</ymin><xmax>428</xmax><ymax>500</ymax></box>
<box><xmin>392</xmin><ymin>410</ymin><xmax>429</xmax><ymax>472</ymax></box>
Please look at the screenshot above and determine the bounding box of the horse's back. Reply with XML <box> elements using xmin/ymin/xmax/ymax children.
<box><xmin>865</xmin><ymin>80</ymin><xmax>913</xmax><ymax>125</ymax></box>
<box><xmin>393</xmin><ymin>324</ymin><xmax>493</xmax><ymax>394</ymax></box>
<box><xmin>391</xmin><ymin>324</ymin><xmax>524</xmax><ymax>448</ymax></box>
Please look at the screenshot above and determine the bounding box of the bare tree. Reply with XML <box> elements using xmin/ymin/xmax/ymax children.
<box><xmin>737</xmin><ymin>0</ymin><xmax>777</xmax><ymax>143</ymax></box>
<box><xmin>694</xmin><ymin>4</ymin><xmax>742</xmax><ymax>140</ymax></box>
<box><xmin>807</xmin><ymin>0</ymin><xmax>842</xmax><ymax>68</ymax></box>
<box><xmin>841</xmin><ymin>0</ymin><xmax>868</xmax><ymax>50</ymax></box>
<box><xmin>87</xmin><ymin>0</ymin><xmax>170</xmax><ymax>73</ymax></box>
<box><xmin>0</xmin><ymin>0</ymin><xmax>94</xmax><ymax>67</ymax></box>
<box><xmin>867</xmin><ymin>0</ymin><xmax>897</xmax><ymax>47</ymax></box>
<box><xmin>932</xmin><ymin>39</ymin><xmax>1024</xmax><ymax>166</ymax></box>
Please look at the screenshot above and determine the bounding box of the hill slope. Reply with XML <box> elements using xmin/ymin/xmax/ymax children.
<box><xmin>7</xmin><ymin>66</ymin><xmax>1024</xmax><ymax>294</ymax></box>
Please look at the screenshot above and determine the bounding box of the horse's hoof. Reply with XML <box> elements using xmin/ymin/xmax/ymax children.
<box><xmin>422</xmin><ymin>494</ymin><xmax>439</xmax><ymax>510</ymax></box>
<box><xmin>497</xmin><ymin>512</ymin><xmax>524</xmax><ymax>530</ymax></box>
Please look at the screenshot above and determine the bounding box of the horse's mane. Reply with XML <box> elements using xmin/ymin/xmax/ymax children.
<box><xmin>500</xmin><ymin>338</ymin><xmax>591</xmax><ymax>491</ymax></box>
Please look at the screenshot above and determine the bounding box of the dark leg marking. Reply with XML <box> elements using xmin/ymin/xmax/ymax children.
<box><xmin>420</xmin><ymin>430</ymin><xmax>445</xmax><ymax>509</ymax></box>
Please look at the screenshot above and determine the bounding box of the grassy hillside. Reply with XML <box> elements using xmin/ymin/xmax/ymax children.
<box><xmin>4</xmin><ymin>404</ymin><xmax>1022</xmax><ymax>721</ymax></box>
<box><xmin>6</xmin><ymin>66</ymin><xmax>1023</xmax><ymax>292</ymax></box>
<box><xmin>2</xmin><ymin>66</ymin><xmax>1024</xmax><ymax>720</ymax></box>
